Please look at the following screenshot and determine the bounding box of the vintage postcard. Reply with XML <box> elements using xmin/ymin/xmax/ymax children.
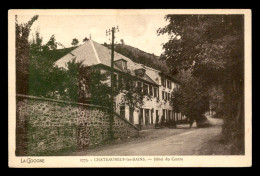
<box><xmin>8</xmin><ymin>9</ymin><xmax>252</xmax><ymax>167</ymax></box>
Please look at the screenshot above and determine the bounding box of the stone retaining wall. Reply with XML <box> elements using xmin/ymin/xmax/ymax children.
<box><xmin>16</xmin><ymin>95</ymin><xmax>139</xmax><ymax>156</ymax></box>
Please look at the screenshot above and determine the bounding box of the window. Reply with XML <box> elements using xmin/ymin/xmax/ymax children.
<box><xmin>122</xmin><ymin>77</ymin><xmax>125</xmax><ymax>89</ymax></box>
<box><xmin>153</xmin><ymin>87</ymin><xmax>158</xmax><ymax>98</ymax></box>
<box><xmin>143</xmin><ymin>84</ymin><xmax>148</xmax><ymax>95</ymax></box>
<box><xmin>151</xmin><ymin>110</ymin><xmax>154</xmax><ymax>124</ymax></box>
<box><xmin>168</xmin><ymin>93</ymin><xmax>171</xmax><ymax>101</ymax></box>
<box><xmin>139</xmin><ymin>108</ymin><xmax>143</xmax><ymax>124</ymax></box>
<box><xmin>149</xmin><ymin>85</ymin><xmax>153</xmax><ymax>96</ymax></box>
<box><xmin>163</xmin><ymin>109</ymin><xmax>166</xmax><ymax>120</ymax></box>
<box><xmin>120</xmin><ymin>106</ymin><xmax>125</xmax><ymax>118</ymax></box>
<box><xmin>161</xmin><ymin>78</ymin><xmax>164</xmax><ymax>86</ymax></box>
<box><xmin>137</xmin><ymin>81</ymin><xmax>142</xmax><ymax>88</ymax></box>
<box><xmin>122</xmin><ymin>60</ymin><xmax>127</xmax><ymax>70</ymax></box>
<box><xmin>145</xmin><ymin>109</ymin><xmax>150</xmax><ymax>125</ymax></box>
<box><xmin>168</xmin><ymin>80</ymin><xmax>172</xmax><ymax>89</ymax></box>
<box><xmin>118</xmin><ymin>74</ymin><xmax>122</xmax><ymax>89</ymax></box>
<box><xmin>112</xmin><ymin>74</ymin><xmax>118</xmax><ymax>88</ymax></box>
<box><xmin>162</xmin><ymin>91</ymin><xmax>164</xmax><ymax>100</ymax></box>
<box><xmin>168</xmin><ymin>110</ymin><xmax>172</xmax><ymax>120</ymax></box>
<box><xmin>137</xmin><ymin>82</ymin><xmax>142</xmax><ymax>92</ymax></box>
<box><xmin>135</xmin><ymin>68</ymin><xmax>145</xmax><ymax>77</ymax></box>
<box><xmin>114</xmin><ymin>59</ymin><xmax>127</xmax><ymax>71</ymax></box>
<box><xmin>161</xmin><ymin>77</ymin><xmax>166</xmax><ymax>87</ymax></box>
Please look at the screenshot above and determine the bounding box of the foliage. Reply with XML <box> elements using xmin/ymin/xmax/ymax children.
<box><xmin>171</xmin><ymin>70</ymin><xmax>209</xmax><ymax>122</ymax></box>
<box><xmin>27</xmin><ymin>29</ymin><xmax>67</xmax><ymax>98</ymax></box>
<box><xmin>16</xmin><ymin>16</ymin><xmax>112</xmax><ymax>107</ymax></box>
<box><xmin>118</xmin><ymin>72</ymin><xmax>149</xmax><ymax>123</ymax></box>
<box><xmin>46</xmin><ymin>34</ymin><xmax>58</xmax><ymax>50</ymax></box>
<box><xmin>16</xmin><ymin>15</ymin><xmax>39</xmax><ymax>94</ymax></box>
<box><xmin>28</xmin><ymin>55</ymin><xmax>67</xmax><ymax>98</ymax></box>
<box><xmin>71</xmin><ymin>38</ymin><xmax>79</xmax><ymax>46</ymax></box>
<box><xmin>87</xmin><ymin>70</ymin><xmax>112</xmax><ymax>107</ymax></box>
<box><xmin>157</xmin><ymin>15</ymin><xmax>243</xmax><ymax>88</ymax></box>
<box><xmin>82</xmin><ymin>37</ymin><xmax>89</xmax><ymax>42</ymax></box>
<box><xmin>208</xmin><ymin>86</ymin><xmax>225</xmax><ymax>117</ymax></box>
<box><xmin>120</xmin><ymin>39</ymin><xmax>125</xmax><ymax>45</ymax></box>
<box><xmin>61</xmin><ymin>64</ymin><xmax>116</xmax><ymax>106</ymax></box>
<box><xmin>158</xmin><ymin>15</ymin><xmax>244</xmax><ymax>153</ymax></box>
<box><xmin>164</xmin><ymin>119</ymin><xmax>176</xmax><ymax>128</ymax></box>
<box><xmin>28</xmin><ymin>54</ymin><xmax>112</xmax><ymax>106</ymax></box>
<box><xmin>30</xmin><ymin>30</ymin><xmax>43</xmax><ymax>54</ymax></box>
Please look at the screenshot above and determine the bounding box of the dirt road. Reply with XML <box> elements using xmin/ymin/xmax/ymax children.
<box><xmin>71</xmin><ymin>117</ymin><xmax>228</xmax><ymax>156</ymax></box>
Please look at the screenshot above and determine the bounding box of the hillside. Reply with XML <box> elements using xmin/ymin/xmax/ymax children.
<box><xmin>103</xmin><ymin>43</ymin><xmax>169</xmax><ymax>73</ymax></box>
<box><xmin>43</xmin><ymin>46</ymin><xmax>77</xmax><ymax>63</ymax></box>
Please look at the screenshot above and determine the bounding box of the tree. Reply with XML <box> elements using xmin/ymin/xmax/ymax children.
<box><xmin>16</xmin><ymin>16</ymin><xmax>112</xmax><ymax>106</ymax></box>
<box><xmin>16</xmin><ymin>15</ymin><xmax>39</xmax><ymax>95</ymax></box>
<box><xmin>30</xmin><ymin>29</ymin><xmax>43</xmax><ymax>53</ymax></box>
<box><xmin>171</xmin><ymin>70</ymin><xmax>209</xmax><ymax>127</ymax></box>
<box><xmin>28</xmin><ymin>56</ymin><xmax>67</xmax><ymax>98</ymax></box>
<box><xmin>46</xmin><ymin>34</ymin><xmax>58</xmax><ymax>50</ymax></box>
<box><xmin>87</xmin><ymin>68</ymin><xmax>112</xmax><ymax>107</ymax></box>
<box><xmin>60</xmin><ymin>59</ymin><xmax>112</xmax><ymax>106</ymax></box>
<box><xmin>71</xmin><ymin>38</ymin><xmax>79</xmax><ymax>47</ymax></box>
<box><xmin>27</xmin><ymin>29</ymin><xmax>68</xmax><ymax>98</ymax></box>
<box><xmin>120</xmin><ymin>39</ymin><xmax>125</xmax><ymax>45</ymax></box>
<box><xmin>118</xmin><ymin>72</ymin><xmax>149</xmax><ymax>123</ymax></box>
<box><xmin>83</xmin><ymin>37</ymin><xmax>89</xmax><ymax>42</ymax></box>
<box><xmin>208</xmin><ymin>86</ymin><xmax>224</xmax><ymax>117</ymax></box>
<box><xmin>158</xmin><ymin>15</ymin><xmax>244</xmax><ymax>153</ymax></box>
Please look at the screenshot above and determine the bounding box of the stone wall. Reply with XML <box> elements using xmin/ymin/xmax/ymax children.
<box><xmin>16</xmin><ymin>95</ymin><xmax>139</xmax><ymax>156</ymax></box>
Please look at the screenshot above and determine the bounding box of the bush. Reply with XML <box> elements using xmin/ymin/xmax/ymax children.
<box><xmin>165</xmin><ymin>120</ymin><xmax>176</xmax><ymax>128</ymax></box>
<box><xmin>196</xmin><ymin>116</ymin><xmax>210</xmax><ymax>128</ymax></box>
<box><xmin>159</xmin><ymin>116</ymin><xmax>166</xmax><ymax>127</ymax></box>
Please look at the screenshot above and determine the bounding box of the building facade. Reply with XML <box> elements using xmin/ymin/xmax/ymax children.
<box><xmin>55</xmin><ymin>39</ymin><xmax>184</xmax><ymax>129</ymax></box>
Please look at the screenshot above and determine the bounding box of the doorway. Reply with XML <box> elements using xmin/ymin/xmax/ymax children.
<box><xmin>120</xmin><ymin>106</ymin><xmax>125</xmax><ymax>118</ymax></box>
<box><xmin>145</xmin><ymin>109</ymin><xmax>150</xmax><ymax>125</ymax></box>
<box><xmin>139</xmin><ymin>108</ymin><xmax>143</xmax><ymax>124</ymax></box>
<box><xmin>156</xmin><ymin>110</ymin><xmax>159</xmax><ymax>124</ymax></box>
<box><xmin>129</xmin><ymin>108</ymin><xmax>134</xmax><ymax>124</ymax></box>
<box><xmin>151</xmin><ymin>110</ymin><xmax>154</xmax><ymax>124</ymax></box>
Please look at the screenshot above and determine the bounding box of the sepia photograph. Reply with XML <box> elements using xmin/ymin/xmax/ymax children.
<box><xmin>8</xmin><ymin>9</ymin><xmax>252</xmax><ymax>167</ymax></box>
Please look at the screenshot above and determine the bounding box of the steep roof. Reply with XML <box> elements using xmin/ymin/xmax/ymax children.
<box><xmin>55</xmin><ymin>40</ymin><xmax>157</xmax><ymax>85</ymax></box>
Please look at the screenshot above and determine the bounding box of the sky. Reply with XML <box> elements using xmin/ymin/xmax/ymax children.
<box><xmin>17</xmin><ymin>14</ymin><xmax>171</xmax><ymax>56</ymax></box>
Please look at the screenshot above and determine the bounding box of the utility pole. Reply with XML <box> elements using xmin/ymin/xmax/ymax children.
<box><xmin>106</xmin><ymin>26</ymin><xmax>119</xmax><ymax>140</ymax></box>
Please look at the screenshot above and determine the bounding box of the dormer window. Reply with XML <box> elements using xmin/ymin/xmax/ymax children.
<box><xmin>114</xmin><ymin>58</ymin><xmax>127</xmax><ymax>71</ymax></box>
<box><xmin>161</xmin><ymin>77</ymin><xmax>166</xmax><ymax>87</ymax></box>
<box><xmin>167</xmin><ymin>80</ymin><xmax>172</xmax><ymax>89</ymax></box>
<box><xmin>122</xmin><ymin>60</ymin><xmax>127</xmax><ymax>70</ymax></box>
<box><xmin>134</xmin><ymin>68</ymin><xmax>146</xmax><ymax>77</ymax></box>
